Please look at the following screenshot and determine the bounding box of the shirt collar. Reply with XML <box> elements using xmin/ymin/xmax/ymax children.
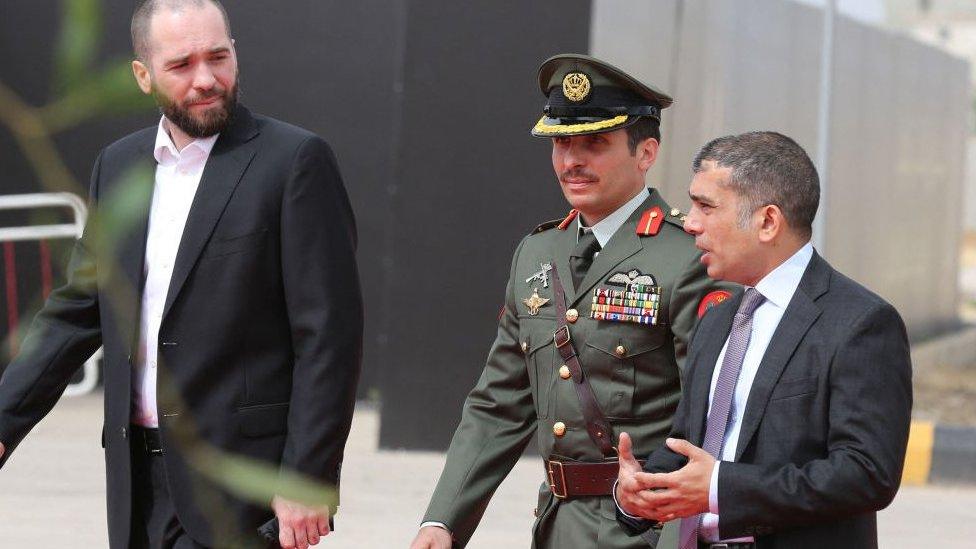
<box><xmin>753</xmin><ymin>242</ymin><xmax>814</xmax><ymax>309</ymax></box>
<box><xmin>152</xmin><ymin>116</ymin><xmax>220</xmax><ymax>166</ymax></box>
<box><xmin>577</xmin><ymin>187</ymin><xmax>650</xmax><ymax>246</ymax></box>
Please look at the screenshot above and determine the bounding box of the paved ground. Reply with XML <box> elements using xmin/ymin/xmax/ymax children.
<box><xmin>1</xmin><ymin>392</ymin><xmax>975</xmax><ymax>548</ymax></box>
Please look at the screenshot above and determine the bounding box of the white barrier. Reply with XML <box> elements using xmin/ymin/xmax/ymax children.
<box><xmin>0</xmin><ymin>192</ymin><xmax>100</xmax><ymax>396</ymax></box>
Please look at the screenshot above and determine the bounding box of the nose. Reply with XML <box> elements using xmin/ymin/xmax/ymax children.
<box><xmin>560</xmin><ymin>139</ymin><xmax>586</xmax><ymax>170</ymax></box>
<box><xmin>192</xmin><ymin>65</ymin><xmax>217</xmax><ymax>90</ymax></box>
<box><xmin>683</xmin><ymin>212</ymin><xmax>702</xmax><ymax>235</ymax></box>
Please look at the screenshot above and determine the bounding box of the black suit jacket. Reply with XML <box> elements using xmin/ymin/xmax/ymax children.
<box><xmin>0</xmin><ymin>105</ymin><xmax>363</xmax><ymax>547</ymax></box>
<box><xmin>619</xmin><ymin>252</ymin><xmax>912</xmax><ymax>548</ymax></box>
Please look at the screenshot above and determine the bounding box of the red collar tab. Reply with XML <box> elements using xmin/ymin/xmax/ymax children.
<box><xmin>636</xmin><ymin>206</ymin><xmax>665</xmax><ymax>236</ymax></box>
<box><xmin>557</xmin><ymin>209</ymin><xmax>579</xmax><ymax>230</ymax></box>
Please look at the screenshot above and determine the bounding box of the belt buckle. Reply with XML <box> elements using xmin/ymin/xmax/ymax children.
<box><xmin>710</xmin><ymin>544</ymin><xmax>730</xmax><ymax>549</ymax></box>
<box><xmin>553</xmin><ymin>326</ymin><xmax>572</xmax><ymax>348</ymax></box>
<box><xmin>547</xmin><ymin>460</ymin><xmax>567</xmax><ymax>499</ymax></box>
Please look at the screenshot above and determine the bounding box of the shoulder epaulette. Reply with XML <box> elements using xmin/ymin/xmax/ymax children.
<box><xmin>532</xmin><ymin>218</ymin><xmax>563</xmax><ymax>234</ymax></box>
<box><xmin>663</xmin><ymin>206</ymin><xmax>688</xmax><ymax>230</ymax></box>
<box><xmin>533</xmin><ymin>209</ymin><xmax>578</xmax><ymax>234</ymax></box>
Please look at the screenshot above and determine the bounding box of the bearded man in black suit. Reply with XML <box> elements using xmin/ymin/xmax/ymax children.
<box><xmin>0</xmin><ymin>2</ymin><xmax>362</xmax><ymax>548</ymax></box>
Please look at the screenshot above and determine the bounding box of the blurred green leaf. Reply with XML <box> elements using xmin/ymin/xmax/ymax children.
<box><xmin>92</xmin><ymin>161</ymin><xmax>154</xmax><ymax>268</ymax></box>
<box><xmin>53</xmin><ymin>0</ymin><xmax>102</xmax><ymax>93</ymax></box>
<box><xmin>41</xmin><ymin>59</ymin><xmax>154</xmax><ymax>132</ymax></box>
<box><xmin>193</xmin><ymin>447</ymin><xmax>340</xmax><ymax>512</ymax></box>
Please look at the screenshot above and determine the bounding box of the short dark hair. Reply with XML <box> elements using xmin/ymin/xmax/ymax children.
<box><xmin>625</xmin><ymin>116</ymin><xmax>661</xmax><ymax>154</ymax></box>
<box><xmin>131</xmin><ymin>0</ymin><xmax>232</xmax><ymax>62</ymax></box>
<box><xmin>692</xmin><ymin>131</ymin><xmax>820</xmax><ymax>239</ymax></box>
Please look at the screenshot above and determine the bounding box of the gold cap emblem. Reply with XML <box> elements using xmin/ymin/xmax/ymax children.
<box><xmin>562</xmin><ymin>72</ymin><xmax>591</xmax><ymax>103</ymax></box>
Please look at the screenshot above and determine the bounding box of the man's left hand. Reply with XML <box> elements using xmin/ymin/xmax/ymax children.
<box><xmin>272</xmin><ymin>495</ymin><xmax>331</xmax><ymax>548</ymax></box>
<box><xmin>635</xmin><ymin>438</ymin><xmax>715</xmax><ymax>521</ymax></box>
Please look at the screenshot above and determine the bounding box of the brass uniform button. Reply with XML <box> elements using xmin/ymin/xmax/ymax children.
<box><xmin>533</xmin><ymin>507</ymin><xmax>539</xmax><ymax>517</ymax></box>
<box><xmin>566</xmin><ymin>309</ymin><xmax>579</xmax><ymax>323</ymax></box>
<box><xmin>559</xmin><ymin>365</ymin><xmax>571</xmax><ymax>379</ymax></box>
<box><xmin>521</xmin><ymin>341</ymin><xmax>528</xmax><ymax>353</ymax></box>
<box><xmin>553</xmin><ymin>421</ymin><xmax>566</xmax><ymax>437</ymax></box>
<box><xmin>670</xmin><ymin>208</ymin><xmax>681</xmax><ymax>217</ymax></box>
<box><xmin>615</xmin><ymin>345</ymin><xmax>626</xmax><ymax>357</ymax></box>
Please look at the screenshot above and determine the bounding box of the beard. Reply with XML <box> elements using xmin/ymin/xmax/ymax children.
<box><xmin>154</xmin><ymin>80</ymin><xmax>240</xmax><ymax>138</ymax></box>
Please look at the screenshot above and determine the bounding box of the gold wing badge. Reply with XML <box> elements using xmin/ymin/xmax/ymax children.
<box><xmin>607</xmin><ymin>269</ymin><xmax>657</xmax><ymax>287</ymax></box>
<box><xmin>523</xmin><ymin>288</ymin><xmax>550</xmax><ymax>316</ymax></box>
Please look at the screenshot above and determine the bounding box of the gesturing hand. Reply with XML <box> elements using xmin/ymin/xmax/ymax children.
<box><xmin>614</xmin><ymin>431</ymin><xmax>657</xmax><ymax>519</ymax></box>
<box><xmin>634</xmin><ymin>438</ymin><xmax>715</xmax><ymax>521</ymax></box>
<box><xmin>272</xmin><ymin>495</ymin><xmax>331</xmax><ymax>548</ymax></box>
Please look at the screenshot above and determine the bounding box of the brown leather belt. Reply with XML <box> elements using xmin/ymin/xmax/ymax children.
<box><xmin>546</xmin><ymin>459</ymin><xmax>645</xmax><ymax>499</ymax></box>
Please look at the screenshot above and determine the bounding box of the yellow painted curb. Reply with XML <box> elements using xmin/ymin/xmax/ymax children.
<box><xmin>902</xmin><ymin>420</ymin><xmax>934</xmax><ymax>485</ymax></box>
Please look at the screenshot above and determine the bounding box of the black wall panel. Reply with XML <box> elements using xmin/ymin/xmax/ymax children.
<box><xmin>376</xmin><ymin>0</ymin><xmax>591</xmax><ymax>450</ymax></box>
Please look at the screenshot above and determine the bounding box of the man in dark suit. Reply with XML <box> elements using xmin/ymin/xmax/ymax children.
<box><xmin>0</xmin><ymin>1</ymin><xmax>362</xmax><ymax>548</ymax></box>
<box><xmin>614</xmin><ymin>131</ymin><xmax>912</xmax><ymax>548</ymax></box>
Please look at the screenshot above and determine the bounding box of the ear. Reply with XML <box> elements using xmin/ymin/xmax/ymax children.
<box><xmin>636</xmin><ymin>137</ymin><xmax>659</xmax><ymax>172</ymax></box>
<box><xmin>132</xmin><ymin>59</ymin><xmax>153</xmax><ymax>95</ymax></box>
<box><xmin>757</xmin><ymin>204</ymin><xmax>784</xmax><ymax>243</ymax></box>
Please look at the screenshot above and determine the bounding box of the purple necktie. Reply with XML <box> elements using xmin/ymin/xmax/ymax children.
<box><xmin>679</xmin><ymin>288</ymin><xmax>766</xmax><ymax>549</ymax></box>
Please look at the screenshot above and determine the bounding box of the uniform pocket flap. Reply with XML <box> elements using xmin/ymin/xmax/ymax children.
<box><xmin>237</xmin><ymin>402</ymin><xmax>289</xmax><ymax>438</ymax></box>
<box><xmin>519</xmin><ymin>318</ymin><xmax>557</xmax><ymax>356</ymax></box>
<box><xmin>584</xmin><ymin>326</ymin><xmax>666</xmax><ymax>358</ymax></box>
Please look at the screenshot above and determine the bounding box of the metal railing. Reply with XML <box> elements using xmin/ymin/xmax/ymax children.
<box><xmin>0</xmin><ymin>192</ymin><xmax>100</xmax><ymax>396</ymax></box>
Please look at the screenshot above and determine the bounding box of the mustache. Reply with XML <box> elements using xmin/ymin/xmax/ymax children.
<box><xmin>559</xmin><ymin>168</ymin><xmax>599</xmax><ymax>182</ymax></box>
<box><xmin>184</xmin><ymin>87</ymin><xmax>225</xmax><ymax>105</ymax></box>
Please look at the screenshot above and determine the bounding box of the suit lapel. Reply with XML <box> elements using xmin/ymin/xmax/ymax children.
<box><xmin>687</xmin><ymin>292</ymin><xmax>739</xmax><ymax>444</ymax></box>
<box><xmin>552</xmin><ymin>222</ymin><xmax>578</xmax><ymax>305</ymax></box>
<box><xmin>161</xmin><ymin>106</ymin><xmax>259</xmax><ymax>320</ymax></box>
<box><xmin>115</xmin><ymin>139</ymin><xmax>155</xmax><ymax>303</ymax></box>
<box><xmin>734</xmin><ymin>252</ymin><xmax>830</xmax><ymax>460</ymax></box>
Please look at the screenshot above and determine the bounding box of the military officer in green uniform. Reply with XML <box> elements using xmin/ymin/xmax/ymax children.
<box><xmin>409</xmin><ymin>54</ymin><xmax>734</xmax><ymax>549</ymax></box>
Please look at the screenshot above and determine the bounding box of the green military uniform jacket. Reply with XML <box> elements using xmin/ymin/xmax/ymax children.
<box><xmin>423</xmin><ymin>190</ymin><xmax>733</xmax><ymax>548</ymax></box>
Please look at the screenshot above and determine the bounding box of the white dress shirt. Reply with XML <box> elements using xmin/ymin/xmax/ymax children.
<box><xmin>131</xmin><ymin>118</ymin><xmax>219</xmax><ymax>428</ymax></box>
<box><xmin>578</xmin><ymin>186</ymin><xmax>650</xmax><ymax>246</ymax></box>
<box><xmin>700</xmin><ymin>242</ymin><xmax>813</xmax><ymax>542</ymax></box>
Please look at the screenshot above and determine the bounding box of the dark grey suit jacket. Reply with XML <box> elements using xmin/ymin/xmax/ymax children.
<box><xmin>0</xmin><ymin>105</ymin><xmax>363</xmax><ymax>547</ymax></box>
<box><xmin>619</xmin><ymin>251</ymin><xmax>912</xmax><ymax>548</ymax></box>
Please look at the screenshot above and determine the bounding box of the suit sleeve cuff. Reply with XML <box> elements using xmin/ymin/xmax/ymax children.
<box><xmin>612</xmin><ymin>479</ymin><xmax>644</xmax><ymax>520</ymax></box>
<box><xmin>709</xmin><ymin>460</ymin><xmax>721</xmax><ymax>515</ymax></box>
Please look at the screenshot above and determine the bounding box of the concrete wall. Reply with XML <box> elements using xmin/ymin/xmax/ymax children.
<box><xmin>592</xmin><ymin>0</ymin><xmax>970</xmax><ymax>339</ymax></box>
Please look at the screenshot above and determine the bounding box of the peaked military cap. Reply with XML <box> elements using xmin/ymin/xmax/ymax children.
<box><xmin>531</xmin><ymin>53</ymin><xmax>673</xmax><ymax>137</ymax></box>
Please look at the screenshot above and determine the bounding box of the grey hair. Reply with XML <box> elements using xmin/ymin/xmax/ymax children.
<box><xmin>692</xmin><ymin>131</ymin><xmax>820</xmax><ymax>239</ymax></box>
<box><xmin>131</xmin><ymin>0</ymin><xmax>232</xmax><ymax>62</ymax></box>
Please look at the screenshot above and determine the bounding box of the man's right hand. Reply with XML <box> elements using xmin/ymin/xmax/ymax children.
<box><xmin>615</xmin><ymin>431</ymin><xmax>658</xmax><ymax>520</ymax></box>
<box><xmin>409</xmin><ymin>526</ymin><xmax>452</xmax><ymax>549</ymax></box>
